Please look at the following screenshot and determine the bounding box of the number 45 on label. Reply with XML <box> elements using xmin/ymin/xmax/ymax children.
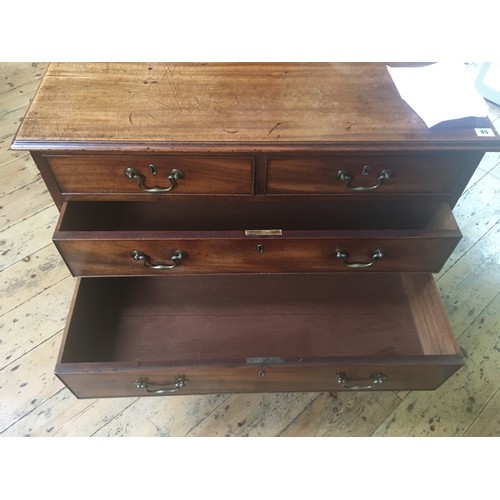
<box><xmin>475</xmin><ymin>128</ymin><xmax>495</xmax><ymax>137</ymax></box>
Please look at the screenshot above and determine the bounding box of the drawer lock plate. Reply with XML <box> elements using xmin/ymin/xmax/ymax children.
<box><xmin>246</xmin><ymin>357</ymin><xmax>284</xmax><ymax>364</ymax></box>
<box><xmin>245</xmin><ymin>229</ymin><xmax>283</xmax><ymax>236</ymax></box>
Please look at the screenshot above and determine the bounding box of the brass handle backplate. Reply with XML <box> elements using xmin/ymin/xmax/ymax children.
<box><xmin>130</xmin><ymin>249</ymin><xmax>187</xmax><ymax>270</ymax></box>
<box><xmin>124</xmin><ymin>166</ymin><xmax>185</xmax><ymax>193</ymax></box>
<box><xmin>336</xmin><ymin>169</ymin><xmax>392</xmax><ymax>191</ymax></box>
<box><xmin>335</xmin><ymin>248</ymin><xmax>384</xmax><ymax>268</ymax></box>
<box><xmin>136</xmin><ymin>376</ymin><xmax>188</xmax><ymax>394</ymax></box>
<box><xmin>336</xmin><ymin>372</ymin><xmax>386</xmax><ymax>390</ymax></box>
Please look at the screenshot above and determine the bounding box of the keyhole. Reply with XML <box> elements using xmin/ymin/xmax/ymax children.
<box><xmin>362</xmin><ymin>165</ymin><xmax>370</xmax><ymax>176</ymax></box>
<box><xmin>257</xmin><ymin>244</ymin><xmax>264</xmax><ymax>253</ymax></box>
<box><xmin>148</xmin><ymin>164</ymin><xmax>158</xmax><ymax>176</ymax></box>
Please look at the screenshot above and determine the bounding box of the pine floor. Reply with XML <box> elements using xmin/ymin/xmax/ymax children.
<box><xmin>1</xmin><ymin>62</ymin><xmax>499</xmax><ymax>437</ymax></box>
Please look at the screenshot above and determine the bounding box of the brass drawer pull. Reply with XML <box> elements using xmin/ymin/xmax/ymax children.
<box><xmin>336</xmin><ymin>168</ymin><xmax>392</xmax><ymax>191</ymax></box>
<box><xmin>335</xmin><ymin>248</ymin><xmax>383</xmax><ymax>268</ymax></box>
<box><xmin>124</xmin><ymin>166</ymin><xmax>185</xmax><ymax>192</ymax></box>
<box><xmin>130</xmin><ymin>249</ymin><xmax>187</xmax><ymax>269</ymax></box>
<box><xmin>136</xmin><ymin>376</ymin><xmax>188</xmax><ymax>394</ymax></box>
<box><xmin>336</xmin><ymin>372</ymin><xmax>386</xmax><ymax>390</ymax></box>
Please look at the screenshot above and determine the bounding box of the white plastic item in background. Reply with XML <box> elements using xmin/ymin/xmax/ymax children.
<box><xmin>475</xmin><ymin>63</ymin><xmax>500</xmax><ymax>106</ymax></box>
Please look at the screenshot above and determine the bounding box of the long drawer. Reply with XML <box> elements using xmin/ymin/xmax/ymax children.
<box><xmin>266</xmin><ymin>153</ymin><xmax>472</xmax><ymax>195</ymax></box>
<box><xmin>53</xmin><ymin>199</ymin><xmax>461</xmax><ymax>275</ymax></box>
<box><xmin>56</xmin><ymin>274</ymin><xmax>463</xmax><ymax>398</ymax></box>
<box><xmin>44</xmin><ymin>155</ymin><xmax>255</xmax><ymax>196</ymax></box>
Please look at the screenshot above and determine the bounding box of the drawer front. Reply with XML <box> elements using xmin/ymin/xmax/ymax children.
<box><xmin>54</xmin><ymin>199</ymin><xmax>461</xmax><ymax>276</ymax></box>
<box><xmin>45</xmin><ymin>155</ymin><xmax>255</xmax><ymax>196</ymax></box>
<box><xmin>266</xmin><ymin>153</ymin><xmax>471</xmax><ymax>195</ymax></box>
<box><xmin>54</xmin><ymin>233</ymin><xmax>461</xmax><ymax>276</ymax></box>
<box><xmin>56</xmin><ymin>360</ymin><xmax>462</xmax><ymax>398</ymax></box>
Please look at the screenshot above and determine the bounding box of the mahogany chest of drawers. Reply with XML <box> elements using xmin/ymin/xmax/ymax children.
<box><xmin>12</xmin><ymin>63</ymin><xmax>500</xmax><ymax>398</ymax></box>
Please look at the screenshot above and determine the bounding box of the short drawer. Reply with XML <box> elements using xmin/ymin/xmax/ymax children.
<box><xmin>266</xmin><ymin>153</ymin><xmax>472</xmax><ymax>195</ymax></box>
<box><xmin>53</xmin><ymin>199</ymin><xmax>461</xmax><ymax>275</ymax></box>
<box><xmin>56</xmin><ymin>274</ymin><xmax>463</xmax><ymax>398</ymax></box>
<box><xmin>45</xmin><ymin>155</ymin><xmax>255</xmax><ymax>196</ymax></box>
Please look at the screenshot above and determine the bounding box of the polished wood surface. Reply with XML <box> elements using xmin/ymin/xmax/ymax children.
<box><xmin>11</xmin><ymin>63</ymin><xmax>500</xmax><ymax>151</ymax></box>
<box><xmin>46</xmin><ymin>154</ymin><xmax>255</xmax><ymax>195</ymax></box>
<box><xmin>2</xmin><ymin>63</ymin><xmax>500</xmax><ymax>436</ymax></box>
<box><xmin>53</xmin><ymin>200</ymin><xmax>460</xmax><ymax>275</ymax></box>
<box><xmin>266</xmin><ymin>153</ymin><xmax>474</xmax><ymax>195</ymax></box>
<box><xmin>55</xmin><ymin>274</ymin><xmax>461</xmax><ymax>398</ymax></box>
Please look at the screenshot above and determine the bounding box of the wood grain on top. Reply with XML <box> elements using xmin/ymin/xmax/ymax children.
<box><xmin>12</xmin><ymin>63</ymin><xmax>500</xmax><ymax>152</ymax></box>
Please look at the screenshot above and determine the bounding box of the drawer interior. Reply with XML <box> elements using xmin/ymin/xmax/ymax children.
<box><xmin>57</xmin><ymin>199</ymin><xmax>456</xmax><ymax>232</ymax></box>
<box><xmin>60</xmin><ymin>274</ymin><xmax>461</xmax><ymax>366</ymax></box>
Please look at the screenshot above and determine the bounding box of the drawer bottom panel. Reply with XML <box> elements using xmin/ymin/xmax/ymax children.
<box><xmin>56</xmin><ymin>273</ymin><xmax>463</xmax><ymax>398</ymax></box>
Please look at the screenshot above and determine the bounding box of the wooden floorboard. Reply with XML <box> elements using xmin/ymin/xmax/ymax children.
<box><xmin>0</xmin><ymin>62</ymin><xmax>499</xmax><ymax>437</ymax></box>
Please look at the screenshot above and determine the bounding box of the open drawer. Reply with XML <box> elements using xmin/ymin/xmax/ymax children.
<box><xmin>56</xmin><ymin>273</ymin><xmax>463</xmax><ymax>398</ymax></box>
<box><xmin>53</xmin><ymin>199</ymin><xmax>461</xmax><ymax>275</ymax></box>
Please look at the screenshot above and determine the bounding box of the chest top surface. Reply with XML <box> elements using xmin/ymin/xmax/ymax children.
<box><xmin>12</xmin><ymin>62</ymin><xmax>500</xmax><ymax>153</ymax></box>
